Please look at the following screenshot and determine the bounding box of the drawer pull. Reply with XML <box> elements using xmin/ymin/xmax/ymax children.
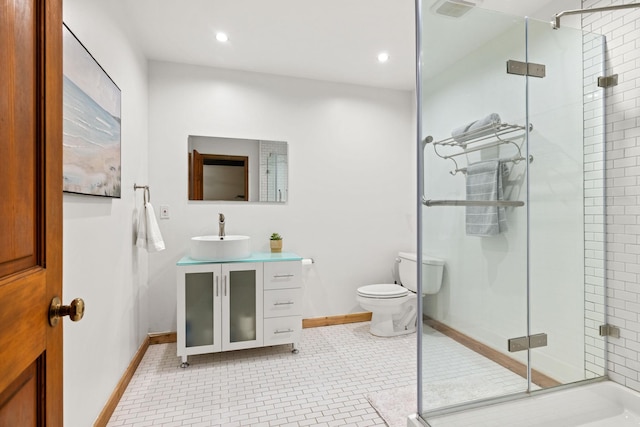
<box><xmin>273</xmin><ymin>274</ymin><xmax>295</xmax><ymax>278</ymax></box>
<box><xmin>274</xmin><ymin>301</ymin><xmax>295</xmax><ymax>306</ymax></box>
<box><xmin>274</xmin><ymin>329</ymin><xmax>294</xmax><ymax>334</ymax></box>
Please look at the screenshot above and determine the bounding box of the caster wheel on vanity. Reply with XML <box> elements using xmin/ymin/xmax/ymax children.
<box><xmin>180</xmin><ymin>362</ymin><xmax>190</xmax><ymax>368</ymax></box>
<box><xmin>292</xmin><ymin>349</ymin><xmax>299</xmax><ymax>354</ymax></box>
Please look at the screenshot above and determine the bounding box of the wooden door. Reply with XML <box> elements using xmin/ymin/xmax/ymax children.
<box><xmin>0</xmin><ymin>0</ymin><xmax>64</xmax><ymax>425</ymax></box>
<box><xmin>189</xmin><ymin>151</ymin><xmax>249</xmax><ymax>201</ymax></box>
<box><xmin>192</xmin><ymin>149</ymin><xmax>204</xmax><ymax>200</ymax></box>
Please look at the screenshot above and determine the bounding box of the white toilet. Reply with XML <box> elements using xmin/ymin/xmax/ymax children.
<box><xmin>357</xmin><ymin>252</ymin><xmax>445</xmax><ymax>337</ymax></box>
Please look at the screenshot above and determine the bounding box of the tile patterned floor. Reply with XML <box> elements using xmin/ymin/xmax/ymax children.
<box><xmin>107</xmin><ymin>322</ymin><xmax>528</xmax><ymax>427</ymax></box>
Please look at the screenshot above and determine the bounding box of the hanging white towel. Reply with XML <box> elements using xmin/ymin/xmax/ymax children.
<box><xmin>136</xmin><ymin>203</ymin><xmax>166</xmax><ymax>252</ymax></box>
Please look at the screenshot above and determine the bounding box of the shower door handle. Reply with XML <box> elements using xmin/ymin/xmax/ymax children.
<box><xmin>420</xmin><ymin>136</ymin><xmax>432</xmax><ymax>206</ymax></box>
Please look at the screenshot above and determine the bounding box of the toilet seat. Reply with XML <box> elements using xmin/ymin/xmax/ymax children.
<box><xmin>357</xmin><ymin>284</ymin><xmax>409</xmax><ymax>299</ymax></box>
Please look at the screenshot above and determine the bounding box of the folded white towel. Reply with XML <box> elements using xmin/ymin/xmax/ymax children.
<box><xmin>452</xmin><ymin>113</ymin><xmax>501</xmax><ymax>143</ymax></box>
<box><xmin>136</xmin><ymin>203</ymin><xmax>166</xmax><ymax>252</ymax></box>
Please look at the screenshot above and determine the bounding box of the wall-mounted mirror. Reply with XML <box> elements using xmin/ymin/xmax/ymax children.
<box><xmin>188</xmin><ymin>135</ymin><xmax>288</xmax><ymax>202</ymax></box>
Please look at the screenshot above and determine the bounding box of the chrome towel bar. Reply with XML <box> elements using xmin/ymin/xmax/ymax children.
<box><xmin>134</xmin><ymin>183</ymin><xmax>151</xmax><ymax>203</ymax></box>
<box><xmin>422</xmin><ymin>199</ymin><xmax>525</xmax><ymax>208</ymax></box>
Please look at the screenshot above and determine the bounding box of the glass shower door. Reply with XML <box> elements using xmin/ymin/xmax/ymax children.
<box><xmin>419</xmin><ymin>4</ymin><xmax>530</xmax><ymax>418</ymax></box>
<box><xmin>526</xmin><ymin>18</ymin><xmax>607</xmax><ymax>386</ymax></box>
<box><xmin>267</xmin><ymin>153</ymin><xmax>288</xmax><ymax>202</ymax></box>
<box><xmin>418</xmin><ymin>2</ymin><xmax>608</xmax><ymax>424</ymax></box>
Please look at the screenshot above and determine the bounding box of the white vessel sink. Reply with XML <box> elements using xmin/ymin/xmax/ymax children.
<box><xmin>190</xmin><ymin>235</ymin><xmax>251</xmax><ymax>261</ymax></box>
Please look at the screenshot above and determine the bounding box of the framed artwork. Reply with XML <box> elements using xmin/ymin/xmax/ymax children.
<box><xmin>62</xmin><ymin>23</ymin><xmax>121</xmax><ymax>197</ymax></box>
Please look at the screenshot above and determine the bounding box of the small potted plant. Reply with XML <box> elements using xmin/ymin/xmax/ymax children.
<box><xmin>269</xmin><ymin>233</ymin><xmax>283</xmax><ymax>253</ymax></box>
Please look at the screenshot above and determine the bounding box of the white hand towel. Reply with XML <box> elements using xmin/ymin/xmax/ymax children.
<box><xmin>136</xmin><ymin>203</ymin><xmax>166</xmax><ymax>252</ymax></box>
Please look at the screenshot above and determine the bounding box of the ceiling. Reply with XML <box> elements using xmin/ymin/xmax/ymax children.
<box><xmin>112</xmin><ymin>0</ymin><xmax>581</xmax><ymax>91</ymax></box>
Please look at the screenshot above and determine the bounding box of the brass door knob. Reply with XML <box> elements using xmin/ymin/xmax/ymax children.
<box><xmin>49</xmin><ymin>297</ymin><xmax>85</xmax><ymax>327</ymax></box>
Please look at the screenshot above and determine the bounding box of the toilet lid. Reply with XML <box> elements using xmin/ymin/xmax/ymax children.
<box><xmin>357</xmin><ymin>284</ymin><xmax>409</xmax><ymax>298</ymax></box>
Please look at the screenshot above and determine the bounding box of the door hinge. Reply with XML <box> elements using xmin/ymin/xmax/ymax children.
<box><xmin>599</xmin><ymin>324</ymin><xmax>620</xmax><ymax>338</ymax></box>
<box><xmin>508</xmin><ymin>333</ymin><xmax>548</xmax><ymax>352</ymax></box>
<box><xmin>597</xmin><ymin>74</ymin><xmax>618</xmax><ymax>88</ymax></box>
<box><xmin>506</xmin><ymin>60</ymin><xmax>546</xmax><ymax>78</ymax></box>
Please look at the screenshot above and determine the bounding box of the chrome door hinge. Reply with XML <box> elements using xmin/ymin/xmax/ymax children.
<box><xmin>508</xmin><ymin>333</ymin><xmax>548</xmax><ymax>352</ymax></box>
<box><xmin>599</xmin><ymin>324</ymin><xmax>620</xmax><ymax>338</ymax></box>
<box><xmin>597</xmin><ymin>74</ymin><xmax>618</xmax><ymax>88</ymax></box>
<box><xmin>506</xmin><ymin>60</ymin><xmax>546</xmax><ymax>78</ymax></box>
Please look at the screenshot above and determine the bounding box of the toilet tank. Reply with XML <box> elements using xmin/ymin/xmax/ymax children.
<box><xmin>397</xmin><ymin>252</ymin><xmax>444</xmax><ymax>294</ymax></box>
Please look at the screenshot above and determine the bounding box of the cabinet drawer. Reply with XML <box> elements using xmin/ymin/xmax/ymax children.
<box><xmin>263</xmin><ymin>261</ymin><xmax>302</xmax><ymax>290</ymax></box>
<box><xmin>264</xmin><ymin>288</ymin><xmax>303</xmax><ymax>318</ymax></box>
<box><xmin>263</xmin><ymin>316</ymin><xmax>302</xmax><ymax>346</ymax></box>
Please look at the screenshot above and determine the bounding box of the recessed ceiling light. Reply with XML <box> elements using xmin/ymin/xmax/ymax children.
<box><xmin>216</xmin><ymin>32</ymin><xmax>229</xmax><ymax>42</ymax></box>
<box><xmin>377</xmin><ymin>52</ymin><xmax>390</xmax><ymax>63</ymax></box>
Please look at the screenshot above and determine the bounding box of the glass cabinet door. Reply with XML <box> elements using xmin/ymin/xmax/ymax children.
<box><xmin>185</xmin><ymin>272</ymin><xmax>215</xmax><ymax>347</ymax></box>
<box><xmin>179</xmin><ymin>265</ymin><xmax>222</xmax><ymax>359</ymax></box>
<box><xmin>222</xmin><ymin>263</ymin><xmax>264</xmax><ymax>350</ymax></box>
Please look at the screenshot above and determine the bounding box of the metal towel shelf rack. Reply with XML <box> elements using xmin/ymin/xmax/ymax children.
<box><xmin>420</xmin><ymin>120</ymin><xmax>531</xmax><ymax>209</ymax></box>
<box><xmin>431</xmin><ymin>122</ymin><xmax>529</xmax><ymax>147</ymax></box>
<box><xmin>424</xmin><ymin>122</ymin><xmax>532</xmax><ymax>176</ymax></box>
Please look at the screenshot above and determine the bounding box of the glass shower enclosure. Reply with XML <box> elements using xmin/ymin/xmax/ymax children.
<box><xmin>417</xmin><ymin>2</ymin><xmax>606</xmax><ymax>424</ymax></box>
<box><xmin>266</xmin><ymin>152</ymin><xmax>288</xmax><ymax>202</ymax></box>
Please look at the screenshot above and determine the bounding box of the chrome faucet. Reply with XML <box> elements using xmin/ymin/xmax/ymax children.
<box><xmin>218</xmin><ymin>213</ymin><xmax>225</xmax><ymax>239</ymax></box>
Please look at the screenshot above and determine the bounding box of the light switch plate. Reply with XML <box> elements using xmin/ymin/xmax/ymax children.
<box><xmin>159</xmin><ymin>205</ymin><xmax>170</xmax><ymax>219</ymax></box>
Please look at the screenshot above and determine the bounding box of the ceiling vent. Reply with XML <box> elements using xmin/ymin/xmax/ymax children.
<box><xmin>432</xmin><ymin>0</ymin><xmax>481</xmax><ymax>18</ymax></box>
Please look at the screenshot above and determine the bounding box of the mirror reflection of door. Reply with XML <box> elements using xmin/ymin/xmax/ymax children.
<box><xmin>189</xmin><ymin>149</ymin><xmax>248</xmax><ymax>201</ymax></box>
<box><xmin>188</xmin><ymin>135</ymin><xmax>287</xmax><ymax>202</ymax></box>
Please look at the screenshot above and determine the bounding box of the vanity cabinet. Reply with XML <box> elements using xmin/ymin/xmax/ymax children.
<box><xmin>176</xmin><ymin>253</ymin><xmax>302</xmax><ymax>366</ymax></box>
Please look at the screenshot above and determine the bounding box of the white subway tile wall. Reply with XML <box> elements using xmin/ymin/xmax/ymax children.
<box><xmin>583</xmin><ymin>0</ymin><xmax>640</xmax><ymax>390</ymax></box>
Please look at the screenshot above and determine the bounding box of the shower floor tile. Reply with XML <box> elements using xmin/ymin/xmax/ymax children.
<box><xmin>107</xmin><ymin>322</ymin><xmax>528</xmax><ymax>426</ymax></box>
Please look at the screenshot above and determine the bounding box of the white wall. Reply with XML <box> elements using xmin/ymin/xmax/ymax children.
<box><xmin>147</xmin><ymin>62</ymin><xmax>416</xmax><ymax>333</ymax></box>
<box><xmin>62</xmin><ymin>1</ymin><xmax>149</xmax><ymax>426</ymax></box>
<box><xmin>422</xmin><ymin>11</ymin><xmax>586</xmax><ymax>382</ymax></box>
